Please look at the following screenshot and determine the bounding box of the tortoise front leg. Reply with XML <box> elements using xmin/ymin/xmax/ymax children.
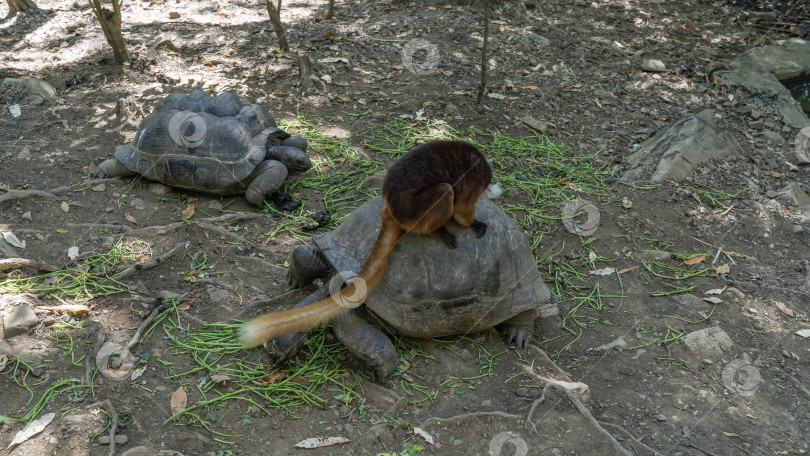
<box><xmin>287</xmin><ymin>245</ymin><xmax>334</xmax><ymax>289</ymax></box>
<box><xmin>262</xmin><ymin>284</ymin><xmax>331</xmax><ymax>364</ymax></box>
<box><xmin>245</xmin><ymin>159</ymin><xmax>288</xmax><ymax>206</ymax></box>
<box><xmin>496</xmin><ymin>310</ymin><xmax>535</xmax><ymax>349</ymax></box>
<box><xmin>333</xmin><ymin>311</ymin><xmax>397</xmax><ymax>383</ymax></box>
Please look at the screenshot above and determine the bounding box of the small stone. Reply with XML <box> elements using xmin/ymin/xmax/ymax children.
<box><xmin>766</xmin><ymin>190</ymin><xmax>779</xmax><ymax>198</ymax></box>
<box><xmin>726</xmin><ymin>406</ymin><xmax>744</xmax><ymax>420</ymax></box>
<box><xmin>539</xmin><ymin>304</ymin><xmax>559</xmax><ymax>319</ymax></box>
<box><xmin>481</xmin><ymin>400</ymin><xmax>493</xmax><ymax>407</ymax></box>
<box><xmin>515</xmin><ymin>387</ymin><xmax>530</xmax><ymax>397</ymax></box>
<box><xmin>444</xmin><ymin>103</ymin><xmax>459</xmax><ymax>117</ymax></box>
<box><xmin>750</xmin><ymin>109</ymin><xmax>761</xmax><ymax>119</ymax></box>
<box><xmin>794</xmin><ymin>225</ymin><xmax>806</xmax><ymax>235</ymax></box>
<box><xmin>207</xmin><ymin>200</ymin><xmax>223</xmax><ymax>211</ymax></box>
<box><xmin>642</xmin><ymin>250</ymin><xmax>670</xmax><ymax>261</ymax></box>
<box><xmin>98</xmin><ymin>435</ymin><xmax>129</xmax><ymax>445</ymax></box>
<box><xmin>748</xmin><ymin>119</ymin><xmax>764</xmax><ymax>129</ymax></box>
<box><xmin>760</xmin><ymin>131</ymin><xmax>786</xmax><ymax>144</ymax></box>
<box><xmin>92</xmin><ymin>184</ymin><xmax>106</xmax><ymax>192</ymax></box>
<box><xmin>343</xmin><ymin>423</ymin><xmax>354</xmax><ymax>434</ymax></box>
<box><xmin>655</xmin><ymin>414</ymin><xmax>667</xmax><ymax>421</ymax></box>
<box><xmin>703</xmin><ymin>359</ymin><xmax>713</xmax><ymax>365</ymax></box>
<box><xmin>60</xmin><ymin>201</ymin><xmax>69</xmax><ymax>212</ymax></box>
<box><xmin>641</xmin><ymin>59</ymin><xmax>666</xmax><ymax>72</ymax></box>
<box><xmin>3</xmin><ymin>304</ymin><xmax>39</xmax><ymax>338</ymax></box>
<box><xmin>21</xmin><ymin>211</ymin><xmax>32</xmax><ymax>221</ymax></box>
<box><xmin>147</xmin><ymin>183</ymin><xmax>172</xmax><ymax>196</ymax></box>
<box><xmin>120</xmin><ymin>447</ymin><xmax>153</xmax><ymax>456</ymax></box>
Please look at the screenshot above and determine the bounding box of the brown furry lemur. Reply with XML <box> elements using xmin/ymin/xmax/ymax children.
<box><xmin>239</xmin><ymin>140</ymin><xmax>493</xmax><ymax>347</ymax></box>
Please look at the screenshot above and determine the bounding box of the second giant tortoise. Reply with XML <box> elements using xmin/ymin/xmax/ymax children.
<box><xmin>95</xmin><ymin>90</ymin><xmax>311</xmax><ymax>206</ymax></box>
<box><xmin>284</xmin><ymin>195</ymin><xmax>551</xmax><ymax>381</ymax></box>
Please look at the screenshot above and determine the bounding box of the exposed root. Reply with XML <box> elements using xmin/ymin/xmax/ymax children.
<box><xmin>523</xmin><ymin>377</ymin><xmax>632</xmax><ymax>456</ymax></box>
<box><xmin>419</xmin><ymin>411</ymin><xmax>523</xmax><ymax>428</ymax></box>
<box><xmin>104</xmin><ymin>399</ymin><xmax>119</xmax><ymax>456</ymax></box>
<box><xmin>0</xmin><ymin>189</ymin><xmax>57</xmax><ymax>204</ymax></box>
<box><xmin>598</xmin><ymin>420</ymin><xmax>662</xmax><ymax>456</ymax></box>
<box><xmin>125</xmin><ymin>300</ymin><xmax>174</xmax><ymax>350</ymax></box>
<box><xmin>0</xmin><ymin>258</ymin><xmax>58</xmax><ymax>273</ymax></box>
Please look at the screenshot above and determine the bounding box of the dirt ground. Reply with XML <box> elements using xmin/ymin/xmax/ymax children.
<box><xmin>1</xmin><ymin>0</ymin><xmax>809</xmax><ymax>455</ymax></box>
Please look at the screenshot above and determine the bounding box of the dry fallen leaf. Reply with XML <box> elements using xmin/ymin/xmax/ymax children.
<box><xmin>169</xmin><ymin>11</ymin><xmax>180</xmax><ymax>19</ymax></box>
<box><xmin>176</xmin><ymin>300</ymin><xmax>194</xmax><ymax>310</ymax></box>
<box><xmin>125</xmin><ymin>213</ymin><xmax>137</xmax><ymax>224</ymax></box>
<box><xmin>771</xmin><ymin>170</ymin><xmax>783</xmax><ymax>178</ymax></box>
<box><xmin>413</xmin><ymin>427</ymin><xmax>435</xmax><ymax>445</ymax></box>
<box><xmin>290</xmin><ymin>376</ymin><xmax>311</xmax><ymax>386</ymax></box>
<box><xmin>722</xmin><ymin>431</ymin><xmax>739</xmax><ymax>438</ymax></box>
<box><xmin>294</xmin><ymin>437</ymin><xmax>350</xmax><ymax>449</ymax></box>
<box><xmin>683</xmin><ymin>256</ymin><xmax>707</xmax><ymax>265</ymax></box>
<box><xmin>181</xmin><ymin>203</ymin><xmax>195</xmax><ymax>220</ymax></box>
<box><xmin>60</xmin><ymin>201</ymin><xmax>70</xmax><ymax>212</ymax></box>
<box><xmin>37</xmin><ymin>304</ymin><xmax>90</xmax><ymax>317</ymax></box>
<box><xmin>725</xmin><ymin>251</ymin><xmax>756</xmax><ymax>260</ymax></box>
<box><xmin>170</xmin><ymin>386</ymin><xmax>187</xmax><ymax>419</ymax></box>
<box><xmin>705</xmin><ymin>287</ymin><xmax>726</xmax><ymax>295</ymax></box>
<box><xmin>715</xmin><ymin>263</ymin><xmax>730</xmax><ymax>274</ymax></box>
<box><xmin>67</xmin><ymin>246</ymin><xmax>79</xmax><ymax>261</ymax></box>
<box><xmin>589</xmin><ymin>267</ymin><xmax>616</xmax><ymax>276</ymax></box>
<box><xmin>258</xmin><ymin>371</ymin><xmax>288</xmax><ymax>385</ymax></box>
<box><xmin>618</xmin><ymin>267</ymin><xmax>637</xmax><ymax>274</ymax></box>
<box><xmin>774</xmin><ymin>301</ymin><xmax>795</xmax><ymax>317</ymax></box>
<box><xmin>621</xmin><ymin>197</ymin><xmax>633</xmax><ymax>209</ymax></box>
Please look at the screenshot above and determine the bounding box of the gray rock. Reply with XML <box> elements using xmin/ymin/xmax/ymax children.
<box><xmin>641</xmin><ymin>59</ymin><xmax>666</xmax><ymax>72</ymax></box>
<box><xmin>21</xmin><ymin>211</ymin><xmax>32</xmax><ymax>221</ymax></box>
<box><xmin>680</xmin><ymin>326</ymin><xmax>734</xmax><ymax>358</ymax></box>
<box><xmin>147</xmin><ymin>182</ymin><xmax>172</xmax><ymax>196</ymax></box>
<box><xmin>794</xmin><ymin>224</ymin><xmax>806</xmax><ymax>235</ymax></box>
<box><xmin>528</xmin><ymin>32</ymin><xmax>551</xmax><ymax>48</ymax></box>
<box><xmin>760</xmin><ymin>131</ymin><xmax>786</xmax><ymax>144</ymax></box>
<box><xmin>622</xmin><ymin>110</ymin><xmax>742</xmax><ymax>183</ymax></box>
<box><xmin>0</xmin><ymin>78</ymin><xmax>56</xmax><ymax>105</ymax></box>
<box><xmin>3</xmin><ymin>304</ymin><xmax>38</xmax><ymax>338</ymax></box>
<box><xmin>715</xmin><ymin>39</ymin><xmax>810</xmax><ymax>129</ymax></box>
<box><xmin>120</xmin><ymin>447</ymin><xmax>154</xmax><ymax>456</ymax></box>
<box><xmin>98</xmin><ymin>434</ymin><xmax>129</xmax><ymax>445</ymax></box>
<box><xmin>0</xmin><ymin>339</ymin><xmax>12</xmax><ymax>355</ymax></box>
<box><xmin>92</xmin><ymin>184</ymin><xmax>106</xmax><ymax>192</ymax></box>
<box><xmin>641</xmin><ymin>250</ymin><xmax>671</xmax><ymax>261</ymax></box>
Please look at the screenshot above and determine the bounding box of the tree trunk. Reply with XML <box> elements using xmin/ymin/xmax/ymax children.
<box><xmin>265</xmin><ymin>0</ymin><xmax>289</xmax><ymax>52</ymax></box>
<box><xmin>88</xmin><ymin>0</ymin><xmax>130</xmax><ymax>64</ymax></box>
<box><xmin>476</xmin><ymin>0</ymin><xmax>490</xmax><ymax>110</ymax></box>
<box><xmin>5</xmin><ymin>0</ymin><xmax>37</xmax><ymax>17</ymax></box>
<box><xmin>326</xmin><ymin>0</ymin><xmax>334</xmax><ymax>19</ymax></box>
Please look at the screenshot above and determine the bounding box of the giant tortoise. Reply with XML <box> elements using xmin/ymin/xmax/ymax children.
<box><xmin>95</xmin><ymin>90</ymin><xmax>311</xmax><ymax>206</ymax></box>
<box><xmin>281</xmin><ymin>195</ymin><xmax>551</xmax><ymax>381</ymax></box>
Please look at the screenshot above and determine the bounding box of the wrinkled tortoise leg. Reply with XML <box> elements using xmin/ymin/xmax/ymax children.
<box><xmin>263</xmin><ymin>285</ymin><xmax>331</xmax><ymax>364</ymax></box>
<box><xmin>333</xmin><ymin>311</ymin><xmax>397</xmax><ymax>383</ymax></box>
<box><xmin>288</xmin><ymin>245</ymin><xmax>333</xmax><ymax>289</ymax></box>
<box><xmin>95</xmin><ymin>159</ymin><xmax>137</xmax><ymax>179</ymax></box>
<box><xmin>245</xmin><ymin>159</ymin><xmax>288</xmax><ymax>206</ymax></box>
<box><xmin>496</xmin><ymin>310</ymin><xmax>535</xmax><ymax>349</ymax></box>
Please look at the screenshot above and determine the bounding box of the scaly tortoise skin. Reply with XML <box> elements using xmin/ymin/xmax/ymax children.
<box><xmin>282</xmin><ymin>195</ymin><xmax>551</xmax><ymax>381</ymax></box>
<box><xmin>95</xmin><ymin>90</ymin><xmax>311</xmax><ymax>206</ymax></box>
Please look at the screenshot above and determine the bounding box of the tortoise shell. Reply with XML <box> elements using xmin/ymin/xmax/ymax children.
<box><xmin>313</xmin><ymin>196</ymin><xmax>551</xmax><ymax>337</ymax></box>
<box><xmin>114</xmin><ymin>90</ymin><xmax>288</xmax><ymax>194</ymax></box>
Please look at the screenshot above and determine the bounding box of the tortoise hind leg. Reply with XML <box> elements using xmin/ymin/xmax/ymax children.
<box><xmin>288</xmin><ymin>245</ymin><xmax>334</xmax><ymax>288</ymax></box>
<box><xmin>245</xmin><ymin>159</ymin><xmax>288</xmax><ymax>206</ymax></box>
<box><xmin>333</xmin><ymin>311</ymin><xmax>397</xmax><ymax>383</ymax></box>
<box><xmin>496</xmin><ymin>310</ymin><xmax>535</xmax><ymax>349</ymax></box>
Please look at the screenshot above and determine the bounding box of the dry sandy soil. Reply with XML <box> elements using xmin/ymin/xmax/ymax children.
<box><xmin>1</xmin><ymin>0</ymin><xmax>809</xmax><ymax>455</ymax></box>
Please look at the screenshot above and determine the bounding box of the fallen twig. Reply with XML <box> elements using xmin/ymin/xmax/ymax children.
<box><xmin>125</xmin><ymin>300</ymin><xmax>174</xmax><ymax>350</ymax></box>
<box><xmin>0</xmin><ymin>258</ymin><xmax>58</xmax><ymax>273</ymax></box>
<box><xmin>114</xmin><ymin>242</ymin><xmax>185</xmax><ymax>280</ymax></box>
